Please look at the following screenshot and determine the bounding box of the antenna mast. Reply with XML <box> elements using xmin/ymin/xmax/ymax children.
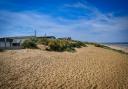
<box><xmin>44</xmin><ymin>33</ymin><xmax>46</xmax><ymax>37</ymax></box>
<box><xmin>34</xmin><ymin>30</ymin><xmax>36</xmax><ymax>37</ymax></box>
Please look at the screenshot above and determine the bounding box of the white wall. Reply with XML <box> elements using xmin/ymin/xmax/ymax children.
<box><xmin>0</xmin><ymin>42</ymin><xmax>11</xmax><ymax>47</ymax></box>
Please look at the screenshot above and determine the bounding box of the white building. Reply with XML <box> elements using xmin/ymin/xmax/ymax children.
<box><xmin>0</xmin><ymin>36</ymin><xmax>34</xmax><ymax>49</ymax></box>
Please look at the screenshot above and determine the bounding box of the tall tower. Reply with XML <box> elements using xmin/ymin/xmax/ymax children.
<box><xmin>44</xmin><ymin>33</ymin><xmax>46</xmax><ymax>37</ymax></box>
<box><xmin>34</xmin><ymin>30</ymin><xmax>36</xmax><ymax>37</ymax></box>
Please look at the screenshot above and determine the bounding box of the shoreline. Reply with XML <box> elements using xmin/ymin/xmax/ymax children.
<box><xmin>104</xmin><ymin>44</ymin><xmax>128</xmax><ymax>53</ymax></box>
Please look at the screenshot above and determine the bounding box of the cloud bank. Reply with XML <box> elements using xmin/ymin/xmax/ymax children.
<box><xmin>0</xmin><ymin>1</ymin><xmax>128</xmax><ymax>42</ymax></box>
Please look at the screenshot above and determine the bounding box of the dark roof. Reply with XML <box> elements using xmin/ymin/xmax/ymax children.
<box><xmin>0</xmin><ymin>38</ymin><xmax>13</xmax><ymax>42</ymax></box>
<box><xmin>37</xmin><ymin>36</ymin><xmax>56</xmax><ymax>39</ymax></box>
<box><xmin>6</xmin><ymin>36</ymin><xmax>35</xmax><ymax>39</ymax></box>
<box><xmin>0</xmin><ymin>36</ymin><xmax>56</xmax><ymax>40</ymax></box>
<box><xmin>58</xmin><ymin>37</ymin><xmax>71</xmax><ymax>40</ymax></box>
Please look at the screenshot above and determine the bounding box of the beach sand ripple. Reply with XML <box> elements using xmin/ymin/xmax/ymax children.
<box><xmin>0</xmin><ymin>45</ymin><xmax>128</xmax><ymax>89</ymax></box>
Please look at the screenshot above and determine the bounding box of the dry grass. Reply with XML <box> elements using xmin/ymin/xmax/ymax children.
<box><xmin>0</xmin><ymin>45</ymin><xmax>128</xmax><ymax>89</ymax></box>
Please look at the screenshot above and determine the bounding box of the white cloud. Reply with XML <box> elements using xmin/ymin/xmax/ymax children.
<box><xmin>0</xmin><ymin>9</ymin><xmax>128</xmax><ymax>42</ymax></box>
<box><xmin>64</xmin><ymin>2</ymin><xmax>88</xmax><ymax>9</ymax></box>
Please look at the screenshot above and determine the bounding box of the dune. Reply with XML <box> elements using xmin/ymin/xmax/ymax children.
<box><xmin>0</xmin><ymin>45</ymin><xmax>128</xmax><ymax>89</ymax></box>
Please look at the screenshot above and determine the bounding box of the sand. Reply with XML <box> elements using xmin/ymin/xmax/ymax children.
<box><xmin>107</xmin><ymin>45</ymin><xmax>128</xmax><ymax>53</ymax></box>
<box><xmin>0</xmin><ymin>45</ymin><xmax>128</xmax><ymax>89</ymax></box>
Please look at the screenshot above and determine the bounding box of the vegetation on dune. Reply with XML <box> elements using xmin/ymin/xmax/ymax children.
<box><xmin>93</xmin><ymin>43</ymin><xmax>109</xmax><ymax>48</ymax></box>
<box><xmin>112</xmin><ymin>49</ymin><xmax>128</xmax><ymax>54</ymax></box>
<box><xmin>90</xmin><ymin>42</ymin><xmax>128</xmax><ymax>54</ymax></box>
<box><xmin>37</xmin><ymin>38</ymin><xmax>49</xmax><ymax>45</ymax></box>
<box><xmin>21</xmin><ymin>38</ymin><xmax>127</xmax><ymax>54</ymax></box>
<box><xmin>41</xmin><ymin>39</ymin><xmax>87</xmax><ymax>52</ymax></box>
<box><xmin>46</xmin><ymin>39</ymin><xmax>75</xmax><ymax>52</ymax></box>
<box><xmin>21</xmin><ymin>39</ymin><xmax>37</xmax><ymax>49</ymax></box>
<box><xmin>71</xmin><ymin>41</ymin><xmax>87</xmax><ymax>48</ymax></box>
<box><xmin>21</xmin><ymin>38</ymin><xmax>87</xmax><ymax>52</ymax></box>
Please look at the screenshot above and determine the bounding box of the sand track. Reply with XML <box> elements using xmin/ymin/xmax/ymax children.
<box><xmin>0</xmin><ymin>46</ymin><xmax>128</xmax><ymax>89</ymax></box>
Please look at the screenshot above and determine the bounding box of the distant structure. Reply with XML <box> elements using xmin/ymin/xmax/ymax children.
<box><xmin>0</xmin><ymin>36</ymin><xmax>34</xmax><ymax>49</ymax></box>
<box><xmin>38</xmin><ymin>36</ymin><xmax>56</xmax><ymax>39</ymax></box>
<box><xmin>34</xmin><ymin>30</ymin><xmax>37</xmax><ymax>37</ymax></box>
<box><xmin>0</xmin><ymin>35</ymin><xmax>56</xmax><ymax>49</ymax></box>
<box><xmin>0</xmin><ymin>38</ymin><xmax>13</xmax><ymax>48</ymax></box>
<box><xmin>0</xmin><ymin>30</ymin><xmax>71</xmax><ymax>49</ymax></box>
<box><xmin>58</xmin><ymin>37</ymin><xmax>72</xmax><ymax>40</ymax></box>
<box><xmin>44</xmin><ymin>33</ymin><xmax>47</xmax><ymax>37</ymax></box>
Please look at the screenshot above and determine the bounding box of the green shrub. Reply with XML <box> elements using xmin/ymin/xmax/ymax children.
<box><xmin>21</xmin><ymin>39</ymin><xmax>37</xmax><ymax>49</ymax></box>
<box><xmin>47</xmin><ymin>40</ymin><xmax>66</xmax><ymax>51</ymax></box>
<box><xmin>71</xmin><ymin>41</ymin><xmax>87</xmax><ymax>48</ymax></box>
<box><xmin>21</xmin><ymin>38</ymin><xmax>87</xmax><ymax>52</ymax></box>
<box><xmin>93</xmin><ymin>43</ymin><xmax>128</xmax><ymax>54</ymax></box>
<box><xmin>94</xmin><ymin>43</ymin><xmax>103</xmax><ymax>47</ymax></box>
<box><xmin>46</xmin><ymin>39</ymin><xmax>86</xmax><ymax>52</ymax></box>
<box><xmin>84</xmin><ymin>42</ymin><xmax>99</xmax><ymax>45</ymax></box>
<box><xmin>30</xmin><ymin>38</ymin><xmax>38</xmax><ymax>43</ymax></box>
<box><xmin>37</xmin><ymin>38</ymin><xmax>49</xmax><ymax>45</ymax></box>
<box><xmin>94</xmin><ymin>43</ymin><xmax>109</xmax><ymax>48</ymax></box>
<box><xmin>46</xmin><ymin>40</ymin><xmax>72</xmax><ymax>52</ymax></box>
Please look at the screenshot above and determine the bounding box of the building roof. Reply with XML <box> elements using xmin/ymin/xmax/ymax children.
<box><xmin>0</xmin><ymin>38</ymin><xmax>13</xmax><ymax>42</ymax></box>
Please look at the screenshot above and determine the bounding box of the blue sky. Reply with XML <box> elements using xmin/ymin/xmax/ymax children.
<box><xmin>0</xmin><ymin>0</ymin><xmax>128</xmax><ymax>42</ymax></box>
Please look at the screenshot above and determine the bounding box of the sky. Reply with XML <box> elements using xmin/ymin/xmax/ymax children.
<box><xmin>0</xmin><ymin>0</ymin><xmax>128</xmax><ymax>42</ymax></box>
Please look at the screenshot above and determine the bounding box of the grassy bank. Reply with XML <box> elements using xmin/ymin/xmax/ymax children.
<box><xmin>21</xmin><ymin>38</ymin><xmax>128</xmax><ymax>54</ymax></box>
<box><xmin>87</xmin><ymin>42</ymin><xmax>128</xmax><ymax>54</ymax></box>
<box><xmin>21</xmin><ymin>38</ymin><xmax>87</xmax><ymax>52</ymax></box>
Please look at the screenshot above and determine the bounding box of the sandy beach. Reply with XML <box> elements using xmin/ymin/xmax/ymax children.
<box><xmin>0</xmin><ymin>45</ymin><xmax>128</xmax><ymax>89</ymax></box>
<box><xmin>105</xmin><ymin>45</ymin><xmax>128</xmax><ymax>53</ymax></box>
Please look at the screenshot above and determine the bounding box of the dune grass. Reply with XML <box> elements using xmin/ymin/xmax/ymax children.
<box><xmin>21</xmin><ymin>38</ymin><xmax>127</xmax><ymax>54</ymax></box>
<box><xmin>21</xmin><ymin>39</ymin><xmax>38</xmax><ymax>49</ymax></box>
<box><xmin>85</xmin><ymin>42</ymin><xmax>128</xmax><ymax>55</ymax></box>
<box><xmin>21</xmin><ymin>38</ymin><xmax>87</xmax><ymax>52</ymax></box>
